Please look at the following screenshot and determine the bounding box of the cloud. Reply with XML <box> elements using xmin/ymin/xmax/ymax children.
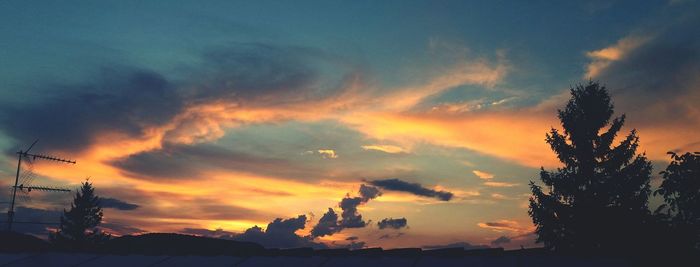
<box><xmin>490</xmin><ymin>235</ymin><xmax>511</xmax><ymax>246</ymax></box>
<box><xmin>423</xmin><ymin>241</ymin><xmax>490</xmax><ymax>250</ymax></box>
<box><xmin>361</xmin><ymin>145</ymin><xmax>408</xmax><ymax>154</ymax></box>
<box><xmin>338</xmin><ymin>184</ymin><xmax>381</xmax><ymax>228</ymax></box>
<box><xmin>379</xmin><ymin>54</ymin><xmax>509</xmax><ymax>111</ymax></box>
<box><xmin>189</xmin><ymin>44</ymin><xmax>319</xmax><ymax>102</ymax></box>
<box><xmin>0</xmin><ymin>69</ymin><xmax>183</xmax><ymax>153</ymax></box>
<box><xmin>585</xmin><ymin>35</ymin><xmax>651</xmax><ymax>78</ymax></box>
<box><xmin>472</xmin><ymin>170</ymin><xmax>494</xmax><ymax>180</ymax></box>
<box><xmin>111</xmin><ymin>142</ymin><xmax>312</xmax><ymax>181</ymax></box>
<box><xmin>100</xmin><ymin>222</ymin><xmax>146</xmax><ymax>236</ymax></box>
<box><xmin>332</xmin><ymin>240</ymin><xmax>366</xmax><ymax>250</ymax></box>
<box><xmin>1</xmin><ymin>207</ymin><xmax>62</xmax><ymax>236</ymax></box>
<box><xmin>483</xmin><ymin>181</ymin><xmax>519</xmax><ymax>187</ymax></box>
<box><xmin>181</xmin><ymin>227</ymin><xmax>237</xmax><ymax>239</ymax></box>
<box><xmin>100</xmin><ymin>197</ymin><xmax>140</xmax><ymax>210</ymax></box>
<box><xmin>477</xmin><ymin>220</ymin><xmax>527</xmax><ymax>233</ymax></box>
<box><xmin>301</xmin><ymin>149</ymin><xmax>340</xmax><ymax>159</ymax></box>
<box><xmin>378</xmin><ymin>233</ymin><xmax>405</xmax><ymax>240</ymax></box>
<box><xmin>317</xmin><ymin>149</ymin><xmax>338</xmax><ymax>159</ymax></box>
<box><xmin>377</xmin><ymin>218</ymin><xmax>408</xmax><ymax>230</ymax></box>
<box><xmin>195</xmin><ymin>203</ymin><xmax>263</xmax><ymax>221</ymax></box>
<box><xmin>310</xmin><ymin>208</ymin><xmax>340</xmax><ymax>237</ymax></box>
<box><xmin>585</xmin><ymin>15</ymin><xmax>700</xmax><ymax>159</ymax></box>
<box><xmin>234</xmin><ymin>215</ymin><xmax>325</xmax><ymax>248</ymax></box>
<box><xmin>490</xmin><ymin>193</ymin><xmax>511</xmax><ymax>200</ymax></box>
<box><xmin>339</xmin><ymin>196</ymin><xmax>368</xmax><ymax>228</ymax></box>
<box><xmin>342</xmin><ymin>110</ymin><xmax>558</xmax><ymax>168</ymax></box>
<box><xmin>358</xmin><ymin>184</ymin><xmax>382</xmax><ymax>202</ymax></box>
<box><xmin>310</xmin><ymin>184</ymin><xmax>382</xmax><ymax>237</ymax></box>
<box><xmin>369</xmin><ymin>178</ymin><xmax>453</xmax><ymax>201</ymax></box>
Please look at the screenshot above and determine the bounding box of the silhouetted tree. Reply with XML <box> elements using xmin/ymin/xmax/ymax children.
<box><xmin>655</xmin><ymin>152</ymin><xmax>700</xmax><ymax>250</ymax></box>
<box><xmin>529</xmin><ymin>81</ymin><xmax>652</xmax><ymax>252</ymax></box>
<box><xmin>50</xmin><ymin>180</ymin><xmax>109</xmax><ymax>250</ymax></box>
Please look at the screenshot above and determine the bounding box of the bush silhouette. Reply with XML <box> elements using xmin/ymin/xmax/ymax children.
<box><xmin>655</xmin><ymin>152</ymin><xmax>700</xmax><ymax>251</ymax></box>
<box><xmin>50</xmin><ymin>180</ymin><xmax>110</xmax><ymax>250</ymax></box>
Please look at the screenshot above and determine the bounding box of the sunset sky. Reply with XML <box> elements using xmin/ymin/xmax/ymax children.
<box><xmin>1</xmin><ymin>0</ymin><xmax>699</xmax><ymax>249</ymax></box>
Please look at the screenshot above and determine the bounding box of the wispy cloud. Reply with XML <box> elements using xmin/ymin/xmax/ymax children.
<box><xmin>361</xmin><ymin>145</ymin><xmax>408</xmax><ymax>154</ymax></box>
<box><xmin>587</xmin><ymin>15</ymin><xmax>700</xmax><ymax>159</ymax></box>
<box><xmin>317</xmin><ymin>149</ymin><xmax>338</xmax><ymax>159</ymax></box>
<box><xmin>585</xmin><ymin>35</ymin><xmax>651</xmax><ymax>78</ymax></box>
<box><xmin>477</xmin><ymin>219</ymin><xmax>527</xmax><ymax>233</ymax></box>
<box><xmin>483</xmin><ymin>181</ymin><xmax>519</xmax><ymax>187</ymax></box>
<box><xmin>472</xmin><ymin>170</ymin><xmax>494</xmax><ymax>180</ymax></box>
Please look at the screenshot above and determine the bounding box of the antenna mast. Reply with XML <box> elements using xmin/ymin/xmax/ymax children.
<box><xmin>6</xmin><ymin>140</ymin><xmax>75</xmax><ymax>231</ymax></box>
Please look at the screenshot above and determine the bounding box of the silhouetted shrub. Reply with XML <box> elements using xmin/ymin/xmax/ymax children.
<box><xmin>50</xmin><ymin>180</ymin><xmax>109</xmax><ymax>250</ymax></box>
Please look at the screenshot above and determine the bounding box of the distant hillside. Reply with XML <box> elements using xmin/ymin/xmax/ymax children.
<box><xmin>0</xmin><ymin>231</ymin><xmax>49</xmax><ymax>252</ymax></box>
<box><xmin>102</xmin><ymin>233</ymin><xmax>265</xmax><ymax>255</ymax></box>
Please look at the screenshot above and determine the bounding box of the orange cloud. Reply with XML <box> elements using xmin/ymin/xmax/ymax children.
<box><xmin>361</xmin><ymin>144</ymin><xmax>409</xmax><ymax>154</ymax></box>
<box><xmin>585</xmin><ymin>35</ymin><xmax>651</xmax><ymax>78</ymax></box>
<box><xmin>342</xmin><ymin>110</ymin><xmax>558</xmax><ymax>168</ymax></box>
<box><xmin>472</xmin><ymin>170</ymin><xmax>494</xmax><ymax>180</ymax></box>
<box><xmin>483</xmin><ymin>181</ymin><xmax>519</xmax><ymax>188</ymax></box>
<box><xmin>477</xmin><ymin>219</ymin><xmax>532</xmax><ymax>234</ymax></box>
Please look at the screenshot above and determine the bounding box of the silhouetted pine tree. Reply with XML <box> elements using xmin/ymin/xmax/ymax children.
<box><xmin>50</xmin><ymin>180</ymin><xmax>109</xmax><ymax>250</ymax></box>
<box><xmin>529</xmin><ymin>81</ymin><xmax>652</xmax><ymax>252</ymax></box>
<box><xmin>655</xmin><ymin>152</ymin><xmax>700</xmax><ymax>250</ymax></box>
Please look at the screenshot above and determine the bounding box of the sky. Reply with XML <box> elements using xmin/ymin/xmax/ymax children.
<box><xmin>1</xmin><ymin>0</ymin><xmax>699</xmax><ymax>250</ymax></box>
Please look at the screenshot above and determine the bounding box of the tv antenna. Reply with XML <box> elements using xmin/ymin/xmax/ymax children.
<box><xmin>6</xmin><ymin>140</ymin><xmax>75</xmax><ymax>231</ymax></box>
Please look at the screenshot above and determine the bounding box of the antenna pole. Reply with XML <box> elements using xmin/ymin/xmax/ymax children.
<box><xmin>6</xmin><ymin>140</ymin><xmax>75</xmax><ymax>231</ymax></box>
<box><xmin>7</xmin><ymin>150</ymin><xmax>22</xmax><ymax>231</ymax></box>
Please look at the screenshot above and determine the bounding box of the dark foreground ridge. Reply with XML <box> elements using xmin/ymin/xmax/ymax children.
<box><xmin>2</xmin><ymin>232</ymin><xmax>698</xmax><ymax>267</ymax></box>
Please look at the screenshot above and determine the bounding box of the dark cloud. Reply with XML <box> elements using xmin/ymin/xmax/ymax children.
<box><xmin>190</xmin><ymin>44</ymin><xmax>319</xmax><ymax>103</ymax></box>
<box><xmin>377</xmin><ymin>217</ymin><xmax>408</xmax><ymax>230</ymax></box>
<box><xmin>339</xmin><ymin>196</ymin><xmax>367</xmax><ymax>228</ymax></box>
<box><xmin>0</xmin><ymin>44</ymin><xmax>345</xmax><ymax>154</ymax></box>
<box><xmin>111</xmin><ymin>142</ymin><xmax>316</xmax><ymax>181</ymax></box>
<box><xmin>378</xmin><ymin>233</ymin><xmax>405</xmax><ymax>240</ymax></box>
<box><xmin>100</xmin><ymin>222</ymin><xmax>145</xmax><ymax>236</ymax></box>
<box><xmin>369</xmin><ymin>178</ymin><xmax>453</xmax><ymax>201</ymax></box>
<box><xmin>310</xmin><ymin>184</ymin><xmax>381</xmax><ymax>237</ymax></box>
<box><xmin>310</xmin><ymin>208</ymin><xmax>340</xmax><ymax>237</ymax></box>
<box><xmin>603</xmin><ymin>18</ymin><xmax>700</xmax><ymax>96</ymax></box>
<box><xmin>0</xmin><ymin>69</ymin><xmax>182</xmax><ymax>152</ymax></box>
<box><xmin>330</xmin><ymin>238</ymin><xmax>366</xmax><ymax>250</ymax></box>
<box><xmin>484</xmin><ymin>222</ymin><xmax>509</xmax><ymax>227</ymax></box>
<box><xmin>100</xmin><ymin>197</ymin><xmax>139</xmax><ymax>211</ymax></box>
<box><xmin>181</xmin><ymin>227</ymin><xmax>237</xmax><ymax>239</ymax></box>
<box><xmin>234</xmin><ymin>215</ymin><xmax>325</xmax><ymax>249</ymax></box>
<box><xmin>1</xmin><ymin>207</ymin><xmax>62</xmax><ymax>237</ymax></box>
<box><xmin>194</xmin><ymin>203</ymin><xmax>262</xmax><ymax>221</ymax></box>
<box><xmin>490</xmin><ymin>235</ymin><xmax>511</xmax><ymax>246</ymax></box>
<box><xmin>342</xmin><ymin>241</ymin><xmax>366</xmax><ymax>250</ymax></box>
<box><xmin>359</xmin><ymin>184</ymin><xmax>382</xmax><ymax>201</ymax></box>
<box><xmin>339</xmin><ymin>185</ymin><xmax>381</xmax><ymax>228</ymax></box>
<box><xmin>423</xmin><ymin>241</ymin><xmax>490</xmax><ymax>250</ymax></box>
<box><xmin>597</xmin><ymin>15</ymin><xmax>700</xmax><ymax>125</ymax></box>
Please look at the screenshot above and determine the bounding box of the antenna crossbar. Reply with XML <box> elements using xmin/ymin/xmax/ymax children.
<box><xmin>13</xmin><ymin>184</ymin><xmax>71</xmax><ymax>192</ymax></box>
<box><xmin>20</xmin><ymin>152</ymin><xmax>76</xmax><ymax>164</ymax></box>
